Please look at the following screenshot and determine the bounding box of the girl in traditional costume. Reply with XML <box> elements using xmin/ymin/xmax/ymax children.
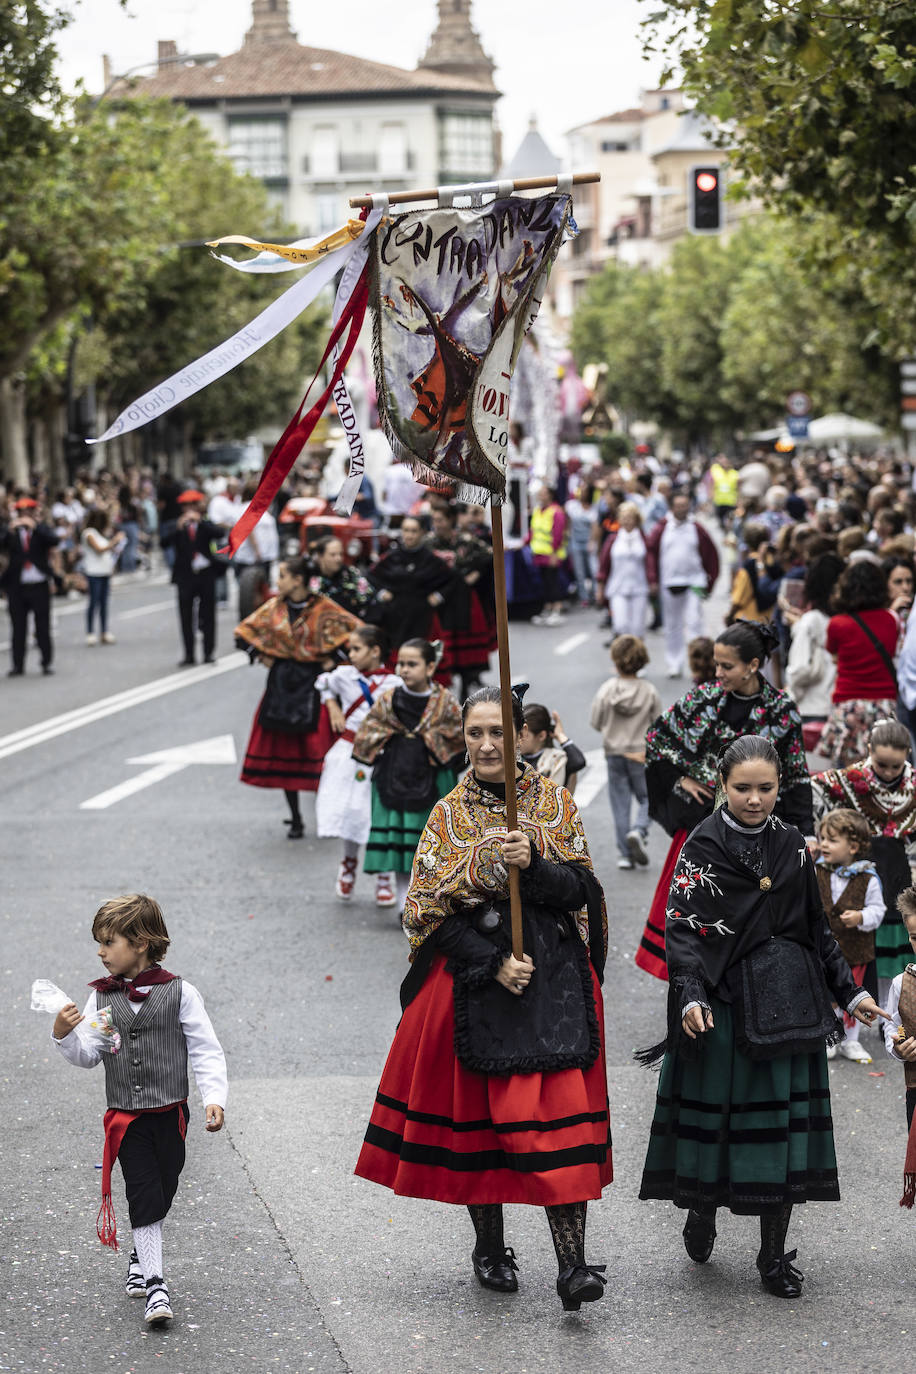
<box><xmin>314</xmin><ymin>626</ymin><xmax>402</xmax><ymax>901</ymax></box>
<box><xmin>427</xmin><ymin>502</ymin><xmax>494</xmax><ymax>697</ymax></box>
<box><xmin>638</xmin><ymin>736</ymin><xmax>887</xmax><ymax>1297</ymax></box>
<box><xmin>812</xmin><ymin>718</ymin><xmax>916</xmax><ymax>1003</ymax></box>
<box><xmin>635</xmin><ymin>621</ymin><xmax>813</xmax><ymax>980</ymax></box>
<box><xmin>368</xmin><ymin>515</ymin><xmax>453</xmax><ymax>647</ymax></box>
<box><xmin>306</xmin><ymin>535</ymin><xmax>379</xmax><ymax>620</ymax></box>
<box><xmin>355</xmin><ymin>686</ymin><xmax>612</xmax><ymax>1312</ymax></box>
<box><xmin>881</xmin><ymin>886</ymin><xmax>916</xmax><ymax>1209</ymax></box>
<box><xmin>351</xmin><ymin>638</ymin><xmax>463</xmax><ymax>910</ymax></box>
<box><xmin>236</xmin><ymin>556</ymin><xmax>362</xmax><ymax>838</ymax></box>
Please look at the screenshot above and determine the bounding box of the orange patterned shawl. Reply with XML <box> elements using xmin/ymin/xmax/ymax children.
<box><xmin>351</xmin><ymin>681</ymin><xmax>464</xmax><ymax>767</ymax></box>
<box><xmin>403</xmin><ymin>765</ymin><xmax>607</xmax><ymax>958</ymax></box>
<box><xmin>235</xmin><ymin>594</ymin><xmax>361</xmax><ymax>662</ymax></box>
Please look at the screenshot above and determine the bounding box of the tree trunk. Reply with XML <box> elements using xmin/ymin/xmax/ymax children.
<box><xmin>0</xmin><ymin>375</ymin><xmax>29</xmax><ymax>487</ymax></box>
<box><xmin>47</xmin><ymin>401</ymin><xmax>67</xmax><ymax>490</ymax></box>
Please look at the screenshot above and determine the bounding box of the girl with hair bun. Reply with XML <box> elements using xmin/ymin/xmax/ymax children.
<box><xmin>813</xmin><ymin>717</ymin><xmax>916</xmax><ymax>1001</ymax></box>
<box><xmin>635</xmin><ymin>620</ymin><xmax>812</xmax><ymax>981</ymax></box>
<box><xmin>352</xmin><ymin>638</ymin><xmax>464</xmax><ymax>913</ymax></box>
<box><xmin>638</xmin><ymin>734</ymin><xmax>887</xmax><ymax>1299</ymax></box>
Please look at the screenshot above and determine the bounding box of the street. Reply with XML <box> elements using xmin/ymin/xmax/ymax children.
<box><xmin>1</xmin><ymin>574</ymin><xmax>913</xmax><ymax>1374</ymax></box>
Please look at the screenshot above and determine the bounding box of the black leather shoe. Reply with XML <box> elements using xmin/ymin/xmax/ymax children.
<box><xmin>472</xmin><ymin>1247</ymin><xmax>519</xmax><ymax>1293</ymax></box>
<box><xmin>757</xmin><ymin>1249</ymin><xmax>804</xmax><ymax>1298</ymax></box>
<box><xmin>556</xmin><ymin>1263</ymin><xmax>607</xmax><ymax>1311</ymax></box>
<box><xmin>683</xmin><ymin>1209</ymin><xmax>717</xmax><ymax>1263</ymax></box>
<box><xmin>7</xmin><ymin>668</ymin><xmax>23</xmax><ymax>677</ymax></box>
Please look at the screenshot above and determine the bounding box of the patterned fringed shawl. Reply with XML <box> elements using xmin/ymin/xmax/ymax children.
<box><xmin>235</xmin><ymin>594</ymin><xmax>361</xmax><ymax>663</ymax></box>
<box><xmin>351</xmin><ymin>682</ymin><xmax>463</xmax><ymax>767</ymax></box>
<box><xmin>402</xmin><ymin>766</ymin><xmax>608</xmax><ymax>959</ymax></box>
<box><xmin>812</xmin><ymin>760</ymin><xmax>916</xmax><ymax>839</ymax></box>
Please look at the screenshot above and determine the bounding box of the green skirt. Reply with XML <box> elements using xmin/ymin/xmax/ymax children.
<box><xmin>875</xmin><ymin>910</ymin><xmax>913</xmax><ymax>981</ymax></box>
<box><xmin>639</xmin><ymin>998</ymin><xmax>839</xmax><ymax>1215</ymax></box>
<box><xmin>364</xmin><ymin>768</ymin><xmax>458</xmax><ymax>874</ymax></box>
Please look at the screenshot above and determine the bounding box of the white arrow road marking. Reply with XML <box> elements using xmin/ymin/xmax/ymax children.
<box><xmin>554</xmin><ymin>631</ymin><xmax>589</xmax><ymax>657</ymax></box>
<box><xmin>574</xmin><ymin>749</ymin><xmax>608</xmax><ymax>811</ymax></box>
<box><xmin>80</xmin><ymin>734</ymin><xmax>237</xmax><ymax>810</ymax></box>
<box><xmin>0</xmin><ymin>654</ymin><xmax>245</xmax><ymax>761</ymax></box>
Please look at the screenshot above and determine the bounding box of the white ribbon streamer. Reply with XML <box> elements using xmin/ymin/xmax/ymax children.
<box><xmin>330</xmin><ymin>201</ymin><xmax>387</xmax><ymax>515</ymax></box>
<box><xmin>89</xmin><ymin>229</ymin><xmax>370</xmax><ymax>445</ymax></box>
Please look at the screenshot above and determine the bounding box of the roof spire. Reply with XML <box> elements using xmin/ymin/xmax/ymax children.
<box><xmin>244</xmin><ymin>0</ymin><xmax>297</xmax><ymax>46</ymax></box>
<box><xmin>419</xmin><ymin>0</ymin><xmax>496</xmax><ymax>90</ymax></box>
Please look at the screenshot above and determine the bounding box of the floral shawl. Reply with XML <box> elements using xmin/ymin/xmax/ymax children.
<box><xmin>812</xmin><ymin>759</ymin><xmax>916</xmax><ymax>840</ymax></box>
<box><xmin>646</xmin><ymin>679</ymin><xmax>809</xmax><ymax>792</ymax></box>
<box><xmin>351</xmin><ymin>681</ymin><xmax>463</xmax><ymax>767</ymax></box>
<box><xmin>402</xmin><ymin>766</ymin><xmax>607</xmax><ymax>959</ymax></box>
<box><xmin>307</xmin><ymin>567</ymin><xmax>377</xmax><ymax>618</ymax></box>
<box><xmin>235</xmin><ymin>594</ymin><xmax>361</xmax><ymax>663</ymax></box>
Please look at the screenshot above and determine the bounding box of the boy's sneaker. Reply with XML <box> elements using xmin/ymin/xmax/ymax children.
<box><xmin>838</xmin><ymin>1040</ymin><xmax>872</xmax><ymax>1064</ymax></box>
<box><xmin>336</xmin><ymin>856</ymin><xmax>358</xmax><ymax>901</ymax></box>
<box><xmin>617</xmin><ymin>857</ymin><xmax>634</xmax><ymax>870</ymax></box>
<box><xmin>626</xmin><ymin>829</ymin><xmax>650</xmax><ymax>867</ymax></box>
<box><xmin>125</xmin><ymin>1250</ymin><xmax>145</xmax><ymax>1297</ymax></box>
<box><xmin>825</xmin><ymin>1043</ymin><xmax>838</xmax><ymax>1060</ymax></box>
<box><xmin>144</xmin><ymin>1277</ymin><xmax>172</xmax><ymax>1325</ymax></box>
<box><xmin>375</xmin><ymin>874</ymin><xmax>397</xmax><ymax>907</ymax></box>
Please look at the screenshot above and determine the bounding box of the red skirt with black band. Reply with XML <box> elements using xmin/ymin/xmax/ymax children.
<box><xmin>355</xmin><ymin>954</ymin><xmax>613</xmax><ymax>1205</ymax></box>
<box><xmin>634</xmin><ymin>830</ymin><xmax>688</xmax><ymax>981</ymax></box>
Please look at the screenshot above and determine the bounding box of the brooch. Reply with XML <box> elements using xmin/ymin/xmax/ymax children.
<box><xmin>759</xmin><ymin>876</ymin><xmax>772</xmax><ymax>892</ymax></box>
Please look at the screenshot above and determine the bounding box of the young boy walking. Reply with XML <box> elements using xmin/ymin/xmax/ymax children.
<box><xmin>590</xmin><ymin>634</ymin><xmax>661</xmax><ymax>870</ymax></box>
<box><xmin>882</xmin><ymin>887</ymin><xmax>916</xmax><ymax>1207</ymax></box>
<box><xmin>52</xmin><ymin>894</ymin><xmax>227</xmax><ymax>1326</ymax></box>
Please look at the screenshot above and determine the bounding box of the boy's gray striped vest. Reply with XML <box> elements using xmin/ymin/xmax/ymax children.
<box><xmin>101</xmin><ymin>979</ymin><xmax>189</xmax><ymax>1111</ymax></box>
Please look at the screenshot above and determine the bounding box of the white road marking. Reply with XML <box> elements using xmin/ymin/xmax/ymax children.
<box><xmin>0</xmin><ymin>595</ymin><xmax>176</xmax><ymax>650</ymax></box>
<box><xmin>0</xmin><ymin>655</ymin><xmax>245</xmax><ymax>762</ymax></box>
<box><xmin>117</xmin><ymin>599</ymin><xmax>175</xmax><ymax>621</ymax></box>
<box><xmin>80</xmin><ymin>734</ymin><xmax>237</xmax><ymax>810</ymax></box>
<box><xmin>574</xmin><ymin>748</ymin><xmax>608</xmax><ymax>810</ymax></box>
<box><xmin>554</xmin><ymin>631</ymin><xmax>589</xmax><ymax>657</ymax></box>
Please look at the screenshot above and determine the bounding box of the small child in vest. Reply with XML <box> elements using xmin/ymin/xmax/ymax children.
<box><xmin>816</xmin><ymin>808</ymin><xmax>885</xmax><ymax>1064</ymax></box>
<box><xmin>882</xmin><ymin>887</ymin><xmax>916</xmax><ymax>1207</ymax></box>
<box><xmin>589</xmin><ymin>634</ymin><xmax>661</xmax><ymax>870</ymax></box>
<box><xmin>51</xmin><ymin>894</ymin><xmax>227</xmax><ymax>1326</ymax></box>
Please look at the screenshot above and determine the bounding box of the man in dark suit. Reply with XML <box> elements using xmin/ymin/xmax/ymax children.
<box><xmin>0</xmin><ymin>497</ymin><xmax>60</xmax><ymax>676</ymax></box>
<box><xmin>159</xmin><ymin>489</ymin><xmax>221</xmax><ymax>666</ymax></box>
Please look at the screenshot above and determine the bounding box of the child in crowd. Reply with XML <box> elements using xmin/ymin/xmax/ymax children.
<box><xmin>687</xmin><ymin>635</ymin><xmax>717</xmax><ymax>686</ymax></box>
<box><xmin>590</xmin><ymin>634</ymin><xmax>662</xmax><ymax>870</ymax></box>
<box><xmin>352</xmin><ymin>638</ymin><xmax>464</xmax><ymax>913</ymax></box>
<box><xmin>518</xmin><ymin>702</ymin><xmax>587</xmax><ymax>795</ymax></box>
<box><xmin>315</xmin><ymin>627</ymin><xmax>402</xmax><ymax>902</ymax></box>
<box><xmin>881</xmin><ymin>887</ymin><xmax>916</xmax><ymax>1207</ymax></box>
<box><xmin>51</xmin><ymin>895</ymin><xmax>227</xmax><ymax>1326</ymax></box>
<box><xmin>816</xmin><ymin>808</ymin><xmax>885</xmax><ymax>1063</ymax></box>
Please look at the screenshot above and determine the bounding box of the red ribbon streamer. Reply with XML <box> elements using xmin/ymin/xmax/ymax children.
<box><xmin>224</xmin><ymin>261</ymin><xmax>370</xmax><ymax>556</ymax></box>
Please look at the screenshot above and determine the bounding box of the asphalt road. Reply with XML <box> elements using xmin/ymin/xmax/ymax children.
<box><xmin>1</xmin><ymin>568</ymin><xmax>912</xmax><ymax>1374</ymax></box>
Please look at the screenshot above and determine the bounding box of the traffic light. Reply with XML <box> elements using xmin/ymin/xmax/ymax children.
<box><xmin>688</xmin><ymin>165</ymin><xmax>723</xmax><ymax>234</ymax></box>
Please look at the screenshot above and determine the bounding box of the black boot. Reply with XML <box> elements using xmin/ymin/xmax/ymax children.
<box><xmin>683</xmin><ymin>1208</ymin><xmax>717</xmax><ymax>1263</ymax></box>
<box><xmin>468</xmin><ymin>1205</ymin><xmax>519</xmax><ymax>1293</ymax></box>
<box><xmin>546</xmin><ymin>1202</ymin><xmax>606</xmax><ymax>1312</ymax></box>
<box><xmin>756</xmin><ymin>1204</ymin><xmax>802</xmax><ymax>1298</ymax></box>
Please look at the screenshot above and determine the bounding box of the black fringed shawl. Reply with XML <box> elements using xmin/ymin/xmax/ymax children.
<box><xmin>637</xmin><ymin>809</ymin><xmax>861</xmax><ymax>1066</ymax></box>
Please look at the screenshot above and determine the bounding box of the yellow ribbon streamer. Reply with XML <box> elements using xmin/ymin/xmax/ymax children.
<box><xmin>206</xmin><ymin>221</ymin><xmax>364</xmax><ymax>263</ymax></box>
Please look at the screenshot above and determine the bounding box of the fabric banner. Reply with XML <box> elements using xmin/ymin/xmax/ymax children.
<box><xmin>207</xmin><ymin>221</ymin><xmax>365</xmax><ymax>274</ymax></box>
<box><xmin>372</xmin><ymin>194</ymin><xmax>570</xmax><ymax>498</ymax></box>
<box><xmin>88</xmin><ymin>229</ymin><xmax>367</xmax><ymax>445</ymax></box>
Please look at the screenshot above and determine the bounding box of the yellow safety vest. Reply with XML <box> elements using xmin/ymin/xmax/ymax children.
<box><xmin>530</xmin><ymin>504</ymin><xmax>567</xmax><ymax>559</ymax></box>
<box><xmin>711</xmin><ymin>463</ymin><xmax>738</xmax><ymax>506</ymax></box>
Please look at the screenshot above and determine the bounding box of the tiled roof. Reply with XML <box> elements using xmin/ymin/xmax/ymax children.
<box><xmin>110</xmin><ymin>41</ymin><xmax>498</xmax><ymax>102</ymax></box>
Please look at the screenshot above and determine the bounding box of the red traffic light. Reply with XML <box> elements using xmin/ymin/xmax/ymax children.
<box><xmin>696</xmin><ymin>171</ymin><xmax>718</xmax><ymax>193</ymax></box>
<box><xmin>688</xmin><ymin>164</ymin><xmax>723</xmax><ymax>234</ymax></box>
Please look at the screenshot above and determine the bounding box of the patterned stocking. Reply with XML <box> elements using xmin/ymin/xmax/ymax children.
<box><xmin>758</xmin><ymin>1203</ymin><xmax>793</xmax><ymax>1262</ymax></box>
<box><xmin>133</xmin><ymin>1220</ymin><xmax>164</xmax><ymax>1282</ymax></box>
<box><xmin>545</xmin><ymin>1202</ymin><xmax>587</xmax><ymax>1271</ymax></box>
<box><xmin>467</xmin><ymin>1204</ymin><xmax>505</xmax><ymax>1256</ymax></box>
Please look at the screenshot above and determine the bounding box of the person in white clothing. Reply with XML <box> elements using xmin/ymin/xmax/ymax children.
<box><xmin>50</xmin><ymin>894</ymin><xmax>227</xmax><ymax>1328</ymax></box>
<box><xmin>646</xmin><ymin>491</ymin><xmax>719</xmax><ymax>678</ymax></box>
<box><xmin>598</xmin><ymin>501</ymin><xmax>650</xmax><ymax>637</ymax></box>
<box><xmin>784</xmin><ymin>553</ymin><xmax>843</xmax><ymax>724</ymax></box>
<box><xmin>80</xmin><ymin>508</ymin><xmax>126</xmax><ymax>645</ymax></box>
<box><xmin>315</xmin><ymin>626</ymin><xmax>402</xmax><ymax>900</ymax></box>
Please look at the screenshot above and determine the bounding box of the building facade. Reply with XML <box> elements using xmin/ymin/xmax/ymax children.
<box><xmin>112</xmin><ymin>0</ymin><xmax>500</xmax><ymax>234</ymax></box>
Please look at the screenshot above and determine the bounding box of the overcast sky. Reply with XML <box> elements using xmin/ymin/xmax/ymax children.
<box><xmin>55</xmin><ymin>0</ymin><xmax>662</xmax><ymax>160</ymax></box>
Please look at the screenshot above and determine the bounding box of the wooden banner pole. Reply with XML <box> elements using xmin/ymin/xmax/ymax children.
<box><xmin>489</xmin><ymin>502</ymin><xmax>524</xmax><ymax>960</ymax></box>
<box><xmin>349</xmin><ymin>171</ymin><xmax>599</xmax><ymax>210</ymax></box>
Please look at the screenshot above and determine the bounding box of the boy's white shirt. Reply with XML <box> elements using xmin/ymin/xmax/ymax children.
<box><xmin>882</xmin><ymin>970</ymin><xmax>916</xmax><ymax>1063</ymax></box>
<box><xmin>52</xmin><ymin>980</ymin><xmax>228</xmax><ymax>1108</ymax></box>
<box><xmin>826</xmin><ymin>869</ymin><xmax>885</xmax><ymax>932</ymax></box>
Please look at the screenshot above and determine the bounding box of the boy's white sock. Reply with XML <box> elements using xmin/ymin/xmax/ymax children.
<box><xmin>395</xmin><ymin>873</ymin><xmax>410</xmax><ymax>909</ymax></box>
<box><xmin>844</xmin><ymin>1018</ymin><xmax>861</xmax><ymax>1043</ymax></box>
<box><xmin>133</xmin><ymin>1221</ymin><xmax>164</xmax><ymax>1281</ymax></box>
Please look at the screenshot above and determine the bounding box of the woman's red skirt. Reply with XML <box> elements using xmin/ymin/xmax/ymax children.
<box><xmin>240</xmin><ymin>701</ymin><xmax>334</xmax><ymax>792</ymax></box>
<box><xmin>634</xmin><ymin>830</ymin><xmax>688</xmax><ymax>981</ymax></box>
<box><xmin>355</xmin><ymin>954</ymin><xmax>613</xmax><ymax>1205</ymax></box>
<box><xmin>430</xmin><ymin>594</ymin><xmax>493</xmax><ymax>674</ymax></box>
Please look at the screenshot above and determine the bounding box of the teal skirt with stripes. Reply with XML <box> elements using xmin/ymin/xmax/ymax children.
<box><xmin>364</xmin><ymin>768</ymin><xmax>458</xmax><ymax>874</ymax></box>
<box><xmin>639</xmin><ymin>998</ymin><xmax>839</xmax><ymax>1215</ymax></box>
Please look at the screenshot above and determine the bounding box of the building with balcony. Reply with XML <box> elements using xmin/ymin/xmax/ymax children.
<box><xmin>109</xmin><ymin>0</ymin><xmax>501</xmax><ymax>234</ymax></box>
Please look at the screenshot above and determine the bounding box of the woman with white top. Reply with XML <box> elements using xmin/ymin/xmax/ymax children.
<box><xmin>785</xmin><ymin>554</ymin><xmax>843</xmax><ymax>729</ymax></box>
<box><xmin>81</xmin><ymin>509</ymin><xmax>125</xmax><ymax>645</ymax></box>
<box><xmin>598</xmin><ymin>502</ymin><xmax>649</xmax><ymax>638</ymax></box>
